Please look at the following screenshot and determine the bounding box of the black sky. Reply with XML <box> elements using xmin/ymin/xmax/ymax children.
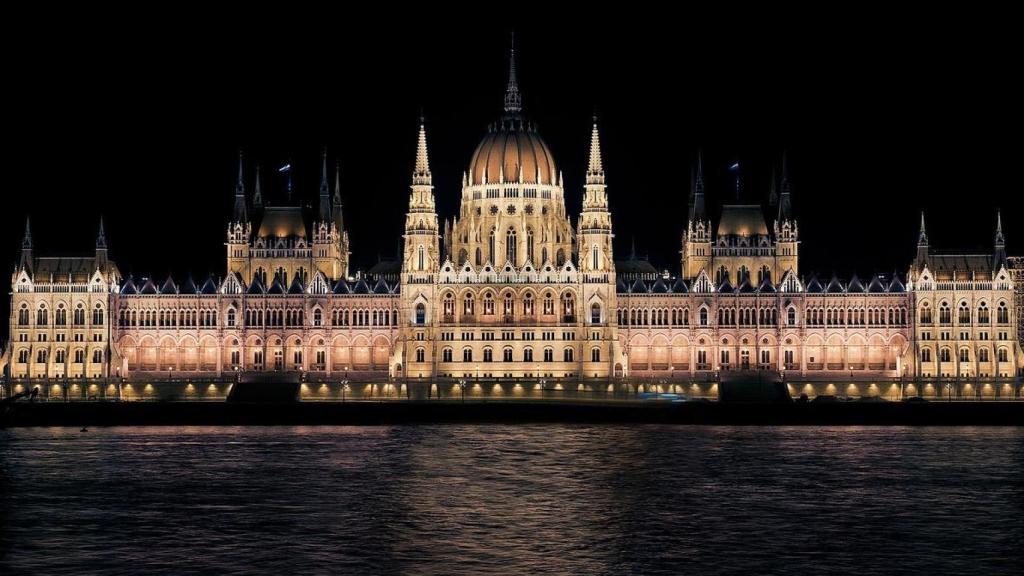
<box><xmin>4</xmin><ymin>12</ymin><xmax>1021</xmax><ymax>340</ymax></box>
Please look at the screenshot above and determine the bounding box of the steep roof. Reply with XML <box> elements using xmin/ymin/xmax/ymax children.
<box><xmin>717</xmin><ymin>205</ymin><xmax>769</xmax><ymax>236</ymax></box>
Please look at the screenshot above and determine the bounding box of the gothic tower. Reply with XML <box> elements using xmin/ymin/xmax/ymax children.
<box><xmin>773</xmin><ymin>153</ymin><xmax>799</xmax><ymax>277</ymax></box>
<box><xmin>402</xmin><ymin>116</ymin><xmax>441</xmax><ymax>279</ymax></box>
<box><xmin>313</xmin><ymin>150</ymin><xmax>348</xmax><ymax>280</ymax></box>
<box><xmin>681</xmin><ymin>151</ymin><xmax>712</xmax><ymax>279</ymax></box>
<box><xmin>578</xmin><ymin>115</ymin><xmax>614</xmax><ymax>274</ymax></box>
<box><xmin>226</xmin><ymin>151</ymin><xmax>252</xmax><ymax>279</ymax></box>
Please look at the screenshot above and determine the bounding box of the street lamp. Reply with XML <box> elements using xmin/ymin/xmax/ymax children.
<box><xmin>458</xmin><ymin>378</ymin><xmax>466</xmax><ymax>403</ymax></box>
<box><xmin>341</xmin><ymin>379</ymin><xmax>349</xmax><ymax>402</ymax></box>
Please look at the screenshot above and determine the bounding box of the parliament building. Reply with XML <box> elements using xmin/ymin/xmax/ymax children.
<box><xmin>3</xmin><ymin>50</ymin><xmax>1023</xmax><ymax>401</ymax></box>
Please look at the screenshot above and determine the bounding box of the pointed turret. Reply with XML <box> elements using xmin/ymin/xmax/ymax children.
<box><xmin>19</xmin><ymin>215</ymin><xmax>32</xmax><ymax>271</ymax></box>
<box><xmin>993</xmin><ymin>209</ymin><xmax>1007</xmax><ymax>272</ymax></box>
<box><xmin>503</xmin><ymin>34</ymin><xmax>522</xmax><ymax>115</ymax></box>
<box><xmin>332</xmin><ymin>161</ymin><xmax>344</xmax><ymax>233</ymax></box>
<box><xmin>318</xmin><ymin>149</ymin><xmax>331</xmax><ymax>222</ymax></box>
<box><xmin>777</xmin><ymin>152</ymin><xmax>793</xmax><ymax>223</ymax></box>
<box><xmin>586</xmin><ymin>114</ymin><xmax>605</xmax><ymax>185</ymax></box>
<box><xmin>690</xmin><ymin>150</ymin><xmax>707</xmax><ymax>222</ymax></box>
<box><xmin>916</xmin><ymin>211</ymin><xmax>929</xmax><ymax>268</ymax></box>
<box><xmin>95</xmin><ymin>216</ymin><xmax>108</xmax><ymax>270</ymax></box>
<box><xmin>233</xmin><ymin>150</ymin><xmax>247</xmax><ymax>223</ymax></box>
<box><xmin>413</xmin><ymin>113</ymin><xmax>432</xmax><ymax>186</ymax></box>
<box><xmin>253</xmin><ymin>164</ymin><xmax>263</xmax><ymax>209</ymax></box>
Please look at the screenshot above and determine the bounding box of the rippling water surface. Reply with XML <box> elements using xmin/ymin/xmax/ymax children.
<box><xmin>1</xmin><ymin>425</ymin><xmax>1022</xmax><ymax>575</ymax></box>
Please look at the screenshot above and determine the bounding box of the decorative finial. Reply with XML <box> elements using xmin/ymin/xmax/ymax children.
<box><xmin>586</xmin><ymin>112</ymin><xmax>604</xmax><ymax>185</ymax></box>
<box><xmin>253</xmin><ymin>164</ymin><xmax>263</xmax><ymax>208</ymax></box>
<box><xmin>918</xmin><ymin>211</ymin><xmax>928</xmax><ymax>246</ymax></box>
<box><xmin>995</xmin><ymin>209</ymin><xmax>1005</xmax><ymax>244</ymax></box>
<box><xmin>97</xmin><ymin>215</ymin><xmax>107</xmax><ymax>249</ymax></box>
<box><xmin>414</xmin><ymin>113</ymin><xmax>431</xmax><ymax>185</ymax></box>
<box><xmin>22</xmin><ymin>215</ymin><xmax>32</xmax><ymax>248</ymax></box>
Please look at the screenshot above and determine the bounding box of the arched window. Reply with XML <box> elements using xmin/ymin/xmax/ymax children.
<box><xmin>55</xmin><ymin>305</ymin><xmax>66</xmax><ymax>326</ymax></box>
<box><xmin>523</xmin><ymin>293</ymin><xmax>534</xmax><ymax>316</ymax></box>
<box><xmin>921</xmin><ymin>348</ymin><xmax>932</xmax><ymax>362</ymax></box>
<box><xmin>475</xmin><ymin>247</ymin><xmax>482</xmax><ymax>266</ymax></box>
<box><xmin>503</xmin><ymin>347</ymin><xmax>513</xmax><ymax>362</ymax></box>
<box><xmin>940</xmin><ymin>348</ymin><xmax>951</xmax><ymax>363</ymax></box>
<box><xmin>562</xmin><ymin>293</ymin><xmax>575</xmax><ymax>321</ymax></box>
<box><xmin>543</xmin><ymin>292</ymin><xmax>554</xmax><ymax>315</ymax></box>
<box><xmin>483</xmin><ymin>292</ymin><xmax>495</xmax><ymax>315</ymax></box>
<box><xmin>958</xmin><ymin>302</ymin><xmax>970</xmax><ymax>324</ymax></box>
<box><xmin>563</xmin><ymin>348</ymin><xmax>574</xmax><ymax>362</ymax></box>
<box><xmin>920</xmin><ymin>302</ymin><xmax>933</xmax><ymax>324</ymax></box>
<box><xmin>716</xmin><ymin>266</ymin><xmax>729</xmax><ymax>285</ymax></box>
<box><xmin>74</xmin><ymin>304</ymin><xmax>85</xmax><ymax>326</ymax></box>
<box><xmin>464</xmin><ymin>293</ymin><xmax>475</xmax><ymax>316</ymax></box>
<box><xmin>18</xmin><ymin>304</ymin><xmax>29</xmax><ymax>326</ymax></box>
<box><xmin>443</xmin><ymin>293</ymin><xmax>455</xmax><ymax>319</ymax></box>
<box><xmin>524</xmin><ymin>347</ymin><xmax>533</xmax><ymax>362</ymax></box>
<box><xmin>998</xmin><ymin>348</ymin><xmax>1008</xmax><ymax>362</ymax></box>
<box><xmin>997</xmin><ymin>302</ymin><xmax>1009</xmax><ymax>324</ymax></box>
<box><xmin>556</xmin><ymin>248</ymin><xmax>566</xmax><ymax>267</ymax></box>
<box><xmin>787</xmin><ymin>308</ymin><xmax>796</xmax><ymax>326</ymax></box>
<box><xmin>37</xmin><ymin>349</ymin><xmax>48</xmax><ymax>363</ymax></box>
<box><xmin>979</xmin><ymin>348</ymin><xmax>989</xmax><ymax>363</ymax></box>
<box><xmin>483</xmin><ymin>347</ymin><xmax>493</xmax><ymax>362</ymax></box>
<box><xmin>591</xmin><ymin>303</ymin><xmax>601</xmax><ymax>324</ymax></box>
<box><xmin>311</xmin><ymin>308</ymin><xmax>321</xmax><ymax>327</ymax></box>
<box><xmin>228</xmin><ymin>308</ymin><xmax>238</xmax><ymax>327</ymax></box>
<box><xmin>700</xmin><ymin>308</ymin><xmax>708</xmax><ymax>326</ymax></box>
<box><xmin>93</xmin><ymin>350</ymin><xmax>103</xmax><ymax>364</ymax></box>
<box><xmin>978</xmin><ymin>302</ymin><xmax>990</xmax><ymax>324</ymax></box>
<box><xmin>36</xmin><ymin>305</ymin><xmax>48</xmax><ymax>326</ymax></box>
<box><xmin>415</xmin><ymin>303</ymin><xmax>426</xmax><ymax>325</ymax></box>
<box><xmin>463</xmin><ymin>348</ymin><xmax>473</xmax><ymax>362</ymax></box>
<box><xmin>939</xmin><ymin>302</ymin><xmax>951</xmax><ymax>324</ymax></box>
<box><xmin>415</xmin><ymin>348</ymin><xmax>425</xmax><ymax>362</ymax></box>
<box><xmin>959</xmin><ymin>348</ymin><xmax>970</xmax><ymax>362</ymax></box>
<box><xmin>591</xmin><ymin>347</ymin><xmax>601</xmax><ymax>362</ymax></box>
<box><xmin>506</xmin><ymin>227</ymin><xmax>516</xmax><ymax>265</ymax></box>
<box><xmin>418</xmin><ymin>245</ymin><xmax>425</xmax><ymax>270</ymax></box>
<box><xmin>543</xmin><ymin>348</ymin><xmax>554</xmax><ymax>362</ymax></box>
<box><xmin>526</xmin><ymin>228</ymin><xmax>534</xmax><ymax>263</ymax></box>
<box><xmin>591</xmin><ymin>245</ymin><xmax>600</xmax><ymax>270</ymax></box>
<box><xmin>488</xmin><ymin>227</ymin><xmax>496</xmax><ymax>263</ymax></box>
<box><xmin>442</xmin><ymin>348</ymin><xmax>453</xmax><ymax>362</ymax></box>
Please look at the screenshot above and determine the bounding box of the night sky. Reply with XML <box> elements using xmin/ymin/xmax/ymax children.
<box><xmin>4</xmin><ymin>14</ymin><xmax>1020</xmax><ymax>340</ymax></box>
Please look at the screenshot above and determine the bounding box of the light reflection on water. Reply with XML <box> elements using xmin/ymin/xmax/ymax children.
<box><xmin>1</xmin><ymin>426</ymin><xmax>1022</xmax><ymax>575</ymax></box>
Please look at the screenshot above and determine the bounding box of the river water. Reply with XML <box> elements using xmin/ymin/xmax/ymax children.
<box><xmin>1</xmin><ymin>425</ymin><xmax>1022</xmax><ymax>575</ymax></box>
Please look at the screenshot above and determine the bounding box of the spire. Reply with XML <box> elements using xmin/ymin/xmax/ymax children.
<box><xmin>918</xmin><ymin>211</ymin><xmax>928</xmax><ymax>246</ymax></box>
<box><xmin>503</xmin><ymin>33</ymin><xmax>522</xmax><ymax>115</ymax></box>
<box><xmin>332</xmin><ymin>161</ymin><xmax>345</xmax><ymax>234</ymax></box>
<box><xmin>319</xmin><ymin>149</ymin><xmax>331</xmax><ymax>222</ymax></box>
<box><xmin>994</xmin><ymin>209</ymin><xmax>1007</xmax><ymax>272</ymax></box>
<box><xmin>253</xmin><ymin>164</ymin><xmax>263</xmax><ymax>208</ymax></box>
<box><xmin>586</xmin><ymin>113</ymin><xmax>605</xmax><ymax>185</ymax></box>
<box><xmin>690</xmin><ymin>149</ymin><xmax>707</xmax><ymax>222</ymax></box>
<box><xmin>19</xmin><ymin>215</ymin><xmax>32</xmax><ymax>271</ymax></box>
<box><xmin>233</xmin><ymin>150</ymin><xmax>247</xmax><ymax>223</ymax></box>
<box><xmin>96</xmin><ymin>215</ymin><xmax>107</xmax><ymax>249</ymax></box>
<box><xmin>22</xmin><ymin>215</ymin><xmax>32</xmax><ymax>250</ymax></box>
<box><xmin>333</xmin><ymin>161</ymin><xmax>342</xmax><ymax>204</ymax></box>
<box><xmin>413</xmin><ymin>113</ymin><xmax>432</xmax><ymax>186</ymax></box>
<box><xmin>777</xmin><ymin>152</ymin><xmax>793</xmax><ymax>222</ymax></box>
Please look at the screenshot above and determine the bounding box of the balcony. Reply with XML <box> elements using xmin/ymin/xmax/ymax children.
<box><xmin>806</xmin><ymin>363</ymin><xmax>824</xmax><ymax>371</ymax></box>
<box><xmin>826</xmin><ymin>363</ymin><xmax>844</xmax><ymax>370</ymax></box>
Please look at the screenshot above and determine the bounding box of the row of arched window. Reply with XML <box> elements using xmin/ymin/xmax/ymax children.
<box><xmin>919</xmin><ymin>301</ymin><xmax>1009</xmax><ymax>325</ymax></box>
<box><xmin>921</xmin><ymin>347</ymin><xmax>1010</xmax><ymax>363</ymax></box>
<box><xmin>427</xmin><ymin>346</ymin><xmax>597</xmax><ymax>363</ymax></box>
<box><xmin>16</xmin><ymin>348</ymin><xmax>103</xmax><ymax>364</ymax></box>
<box><xmin>440</xmin><ymin>291</ymin><xmax>575</xmax><ymax>322</ymax></box>
<box><xmin>805</xmin><ymin>307</ymin><xmax>908</xmax><ymax>327</ymax></box>
<box><xmin>17</xmin><ymin>303</ymin><xmax>105</xmax><ymax>327</ymax></box>
<box><xmin>120</xmin><ymin>308</ymin><xmax>221</xmax><ymax>328</ymax></box>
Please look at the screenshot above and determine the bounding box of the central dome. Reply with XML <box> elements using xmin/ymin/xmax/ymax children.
<box><xmin>468</xmin><ymin>118</ymin><xmax>558</xmax><ymax>186</ymax></box>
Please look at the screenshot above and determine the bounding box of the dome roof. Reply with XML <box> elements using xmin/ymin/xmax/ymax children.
<box><xmin>469</xmin><ymin>119</ymin><xmax>557</xmax><ymax>186</ymax></box>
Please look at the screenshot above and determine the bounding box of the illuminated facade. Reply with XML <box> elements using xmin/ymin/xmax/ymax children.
<box><xmin>2</xmin><ymin>50</ymin><xmax>1022</xmax><ymax>400</ymax></box>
